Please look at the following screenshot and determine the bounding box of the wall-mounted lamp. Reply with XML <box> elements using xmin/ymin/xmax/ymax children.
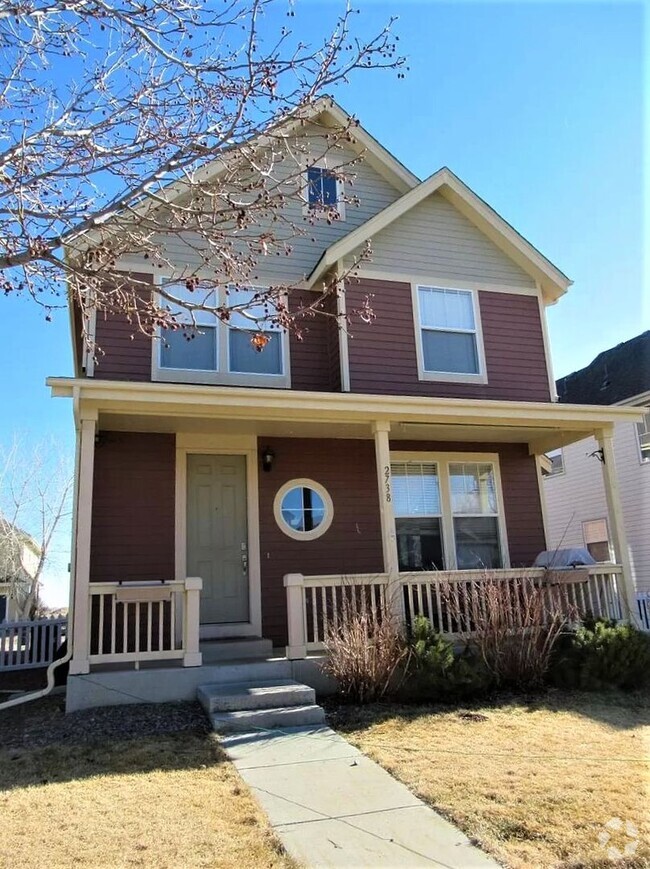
<box><xmin>588</xmin><ymin>448</ymin><xmax>605</xmax><ymax>464</ymax></box>
<box><xmin>261</xmin><ymin>445</ymin><xmax>275</xmax><ymax>473</ymax></box>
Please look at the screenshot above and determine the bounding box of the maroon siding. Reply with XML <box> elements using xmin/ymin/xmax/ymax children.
<box><xmin>90</xmin><ymin>431</ymin><xmax>175</xmax><ymax>583</ymax></box>
<box><xmin>347</xmin><ymin>278</ymin><xmax>551</xmax><ymax>402</ymax></box>
<box><xmin>258</xmin><ymin>438</ymin><xmax>384</xmax><ymax>646</ymax></box>
<box><xmin>394</xmin><ymin>440</ymin><xmax>546</xmax><ymax>567</ymax></box>
<box><xmin>93</xmin><ymin>274</ymin><xmax>154</xmax><ymax>382</ymax></box>
<box><xmin>289</xmin><ymin>291</ymin><xmax>340</xmax><ymax>391</ymax></box>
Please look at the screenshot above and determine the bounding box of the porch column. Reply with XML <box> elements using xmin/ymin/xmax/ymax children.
<box><xmin>372</xmin><ymin>422</ymin><xmax>401</xmax><ymax>619</ymax></box>
<box><xmin>596</xmin><ymin>427</ymin><xmax>637</xmax><ymax>624</ymax></box>
<box><xmin>69</xmin><ymin>413</ymin><xmax>97</xmax><ymax>675</ymax></box>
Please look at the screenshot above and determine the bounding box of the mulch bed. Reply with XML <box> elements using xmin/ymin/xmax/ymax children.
<box><xmin>0</xmin><ymin>696</ymin><xmax>211</xmax><ymax>751</ymax></box>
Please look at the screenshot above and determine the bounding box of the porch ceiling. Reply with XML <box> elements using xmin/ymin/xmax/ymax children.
<box><xmin>48</xmin><ymin>377</ymin><xmax>645</xmax><ymax>454</ymax></box>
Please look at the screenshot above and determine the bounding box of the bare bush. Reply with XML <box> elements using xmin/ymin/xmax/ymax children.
<box><xmin>322</xmin><ymin>589</ymin><xmax>407</xmax><ymax>703</ymax></box>
<box><xmin>441</xmin><ymin>573</ymin><xmax>575</xmax><ymax>688</ymax></box>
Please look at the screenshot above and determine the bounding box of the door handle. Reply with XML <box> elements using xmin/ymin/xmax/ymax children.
<box><xmin>241</xmin><ymin>553</ymin><xmax>248</xmax><ymax>574</ymax></box>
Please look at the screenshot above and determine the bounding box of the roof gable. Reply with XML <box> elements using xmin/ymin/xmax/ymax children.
<box><xmin>307</xmin><ymin>167</ymin><xmax>572</xmax><ymax>303</ymax></box>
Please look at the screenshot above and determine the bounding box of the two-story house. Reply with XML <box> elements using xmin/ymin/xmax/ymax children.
<box><xmin>543</xmin><ymin>332</ymin><xmax>650</xmax><ymax>627</ymax></box>
<box><xmin>48</xmin><ymin>98</ymin><xmax>643</xmax><ymax>713</ymax></box>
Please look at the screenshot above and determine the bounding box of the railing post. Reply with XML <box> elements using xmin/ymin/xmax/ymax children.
<box><xmin>596</xmin><ymin>428</ymin><xmax>638</xmax><ymax>625</ymax></box>
<box><xmin>284</xmin><ymin>573</ymin><xmax>307</xmax><ymax>660</ymax></box>
<box><xmin>183</xmin><ymin>577</ymin><xmax>203</xmax><ymax>667</ymax></box>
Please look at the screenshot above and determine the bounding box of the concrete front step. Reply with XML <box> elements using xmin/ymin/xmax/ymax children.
<box><xmin>198</xmin><ymin>679</ymin><xmax>316</xmax><ymax>713</ymax></box>
<box><xmin>210</xmin><ymin>704</ymin><xmax>326</xmax><ymax>733</ymax></box>
<box><xmin>199</xmin><ymin>637</ymin><xmax>273</xmax><ymax>664</ymax></box>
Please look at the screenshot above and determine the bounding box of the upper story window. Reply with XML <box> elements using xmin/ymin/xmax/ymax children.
<box><xmin>414</xmin><ymin>286</ymin><xmax>486</xmax><ymax>383</ymax></box>
<box><xmin>305</xmin><ymin>165</ymin><xmax>345</xmax><ymax>220</ymax></box>
<box><xmin>636</xmin><ymin>410</ymin><xmax>650</xmax><ymax>463</ymax></box>
<box><xmin>154</xmin><ymin>283</ymin><xmax>289</xmax><ymax>388</ymax></box>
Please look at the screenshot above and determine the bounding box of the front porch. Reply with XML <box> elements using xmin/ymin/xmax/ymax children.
<box><xmin>49</xmin><ymin>378</ymin><xmax>642</xmax><ymax>704</ymax></box>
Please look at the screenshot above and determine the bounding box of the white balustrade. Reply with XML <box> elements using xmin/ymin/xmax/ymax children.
<box><xmin>87</xmin><ymin>577</ymin><xmax>202</xmax><ymax>669</ymax></box>
<box><xmin>0</xmin><ymin>618</ymin><xmax>67</xmax><ymax>671</ymax></box>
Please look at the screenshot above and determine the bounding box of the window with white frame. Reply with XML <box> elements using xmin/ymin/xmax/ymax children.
<box><xmin>390</xmin><ymin>457</ymin><xmax>505</xmax><ymax>572</ymax></box>
<box><xmin>582</xmin><ymin>519</ymin><xmax>611</xmax><ymax>563</ymax></box>
<box><xmin>636</xmin><ymin>410</ymin><xmax>650</xmax><ymax>463</ymax></box>
<box><xmin>449</xmin><ymin>462</ymin><xmax>503</xmax><ymax>569</ymax></box>
<box><xmin>305</xmin><ymin>166</ymin><xmax>344</xmax><ymax>218</ymax></box>
<box><xmin>391</xmin><ymin>462</ymin><xmax>445</xmax><ymax>571</ymax></box>
<box><xmin>157</xmin><ymin>283</ymin><xmax>287</xmax><ymax>384</ymax></box>
<box><xmin>416</xmin><ymin>286</ymin><xmax>483</xmax><ymax>378</ymax></box>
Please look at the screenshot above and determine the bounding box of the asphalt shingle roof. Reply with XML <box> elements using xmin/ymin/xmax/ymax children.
<box><xmin>556</xmin><ymin>331</ymin><xmax>650</xmax><ymax>406</ymax></box>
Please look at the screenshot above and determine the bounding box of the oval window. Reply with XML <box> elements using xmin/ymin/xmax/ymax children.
<box><xmin>273</xmin><ymin>479</ymin><xmax>334</xmax><ymax>541</ymax></box>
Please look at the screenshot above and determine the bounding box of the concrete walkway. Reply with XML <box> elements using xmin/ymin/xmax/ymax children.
<box><xmin>220</xmin><ymin>725</ymin><xmax>499</xmax><ymax>868</ymax></box>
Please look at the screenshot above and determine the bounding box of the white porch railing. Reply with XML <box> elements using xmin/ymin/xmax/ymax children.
<box><xmin>0</xmin><ymin>618</ymin><xmax>67</xmax><ymax>671</ymax></box>
<box><xmin>87</xmin><ymin>578</ymin><xmax>202</xmax><ymax>669</ymax></box>
<box><xmin>284</xmin><ymin>566</ymin><xmax>626</xmax><ymax>657</ymax></box>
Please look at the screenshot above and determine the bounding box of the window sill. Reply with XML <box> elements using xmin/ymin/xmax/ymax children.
<box><xmin>152</xmin><ymin>367</ymin><xmax>291</xmax><ymax>389</ymax></box>
<box><xmin>417</xmin><ymin>370</ymin><xmax>488</xmax><ymax>385</ymax></box>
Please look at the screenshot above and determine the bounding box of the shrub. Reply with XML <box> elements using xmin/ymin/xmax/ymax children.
<box><xmin>398</xmin><ymin>616</ymin><xmax>492</xmax><ymax>702</ymax></box>
<box><xmin>441</xmin><ymin>573</ymin><xmax>573</xmax><ymax>689</ymax></box>
<box><xmin>550</xmin><ymin>617</ymin><xmax>650</xmax><ymax>690</ymax></box>
<box><xmin>322</xmin><ymin>596</ymin><xmax>408</xmax><ymax>704</ymax></box>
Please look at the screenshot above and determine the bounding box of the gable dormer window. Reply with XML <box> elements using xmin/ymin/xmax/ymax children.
<box><xmin>305</xmin><ymin>165</ymin><xmax>345</xmax><ymax>219</ymax></box>
<box><xmin>413</xmin><ymin>285</ymin><xmax>487</xmax><ymax>384</ymax></box>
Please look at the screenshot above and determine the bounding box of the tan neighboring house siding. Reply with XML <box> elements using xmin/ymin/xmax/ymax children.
<box><xmin>544</xmin><ymin>420</ymin><xmax>650</xmax><ymax>593</ymax></box>
<box><xmin>346</xmin><ymin>278</ymin><xmax>551</xmax><ymax>401</ymax></box>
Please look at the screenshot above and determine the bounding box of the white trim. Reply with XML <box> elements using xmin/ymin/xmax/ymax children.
<box><xmin>389</xmin><ymin>451</ymin><xmax>511</xmax><ymax>571</ymax></box>
<box><xmin>83</xmin><ymin>306</ymin><xmax>97</xmax><ymax>378</ymax></box>
<box><xmin>350</xmin><ymin>267</ymin><xmax>541</xmax><ymax>297</ymax></box>
<box><xmin>337</xmin><ymin>268</ymin><xmax>351</xmax><ymax>392</ymax></box>
<box><xmin>633</xmin><ymin>409</ymin><xmax>650</xmax><ymax>465</ymax></box>
<box><xmin>273</xmin><ymin>478</ymin><xmax>334</xmax><ymax>542</ymax></box>
<box><xmin>536</xmin><ymin>283</ymin><xmax>557</xmax><ymax>400</ymax></box>
<box><xmin>411</xmin><ymin>283</ymin><xmax>488</xmax><ymax>384</ymax></box>
<box><xmin>535</xmin><ymin>455</ymin><xmax>550</xmax><ymax>550</ymax></box>
<box><xmin>175</xmin><ymin>433</ymin><xmax>262</xmax><ymax>639</ymax></box>
<box><xmin>307</xmin><ymin>167</ymin><xmax>572</xmax><ymax>301</ymax></box>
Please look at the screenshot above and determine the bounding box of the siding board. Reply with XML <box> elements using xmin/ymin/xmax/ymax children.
<box><xmin>347</xmin><ymin>278</ymin><xmax>551</xmax><ymax>401</ymax></box>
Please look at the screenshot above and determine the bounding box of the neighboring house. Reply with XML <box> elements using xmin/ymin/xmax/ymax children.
<box><xmin>47</xmin><ymin>98</ymin><xmax>643</xmax><ymax>711</ymax></box>
<box><xmin>0</xmin><ymin>517</ymin><xmax>41</xmax><ymax>621</ymax></box>
<box><xmin>544</xmin><ymin>332</ymin><xmax>650</xmax><ymax>595</ymax></box>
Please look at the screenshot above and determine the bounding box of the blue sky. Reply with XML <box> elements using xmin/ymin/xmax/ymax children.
<box><xmin>1</xmin><ymin>0</ymin><xmax>645</xmax><ymax>605</ymax></box>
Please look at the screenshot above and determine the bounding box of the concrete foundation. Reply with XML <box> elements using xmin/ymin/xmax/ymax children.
<box><xmin>65</xmin><ymin>655</ymin><xmax>336</xmax><ymax>712</ymax></box>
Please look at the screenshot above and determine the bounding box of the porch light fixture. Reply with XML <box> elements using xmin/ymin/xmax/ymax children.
<box><xmin>261</xmin><ymin>445</ymin><xmax>275</xmax><ymax>473</ymax></box>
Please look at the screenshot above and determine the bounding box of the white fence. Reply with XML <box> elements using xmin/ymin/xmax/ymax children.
<box><xmin>284</xmin><ymin>566</ymin><xmax>627</xmax><ymax>656</ymax></box>
<box><xmin>0</xmin><ymin>618</ymin><xmax>67</xmax><ymax>671</ymax></box>
<box><xmin>86</xmin><ymin>578</ymin><xmax>202</xmax><ymax>669</ymax></box>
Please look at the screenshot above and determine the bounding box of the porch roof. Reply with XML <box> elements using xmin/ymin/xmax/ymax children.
<box><xmin>47</xmin><ymin>378</ymin><xmax>644</xmax><ymax>454</ymax></box>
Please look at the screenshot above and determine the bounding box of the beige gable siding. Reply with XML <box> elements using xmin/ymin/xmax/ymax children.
<box><xmin>132</xmin><ymin>127</ymin><xmax>403</xmax><ymax>284</ymax></box>
<box><xmin>350</xmin><ymin>192</ymin><xmax>536</xmax><ymax>288</ymax></box>
<box><xmin>544</xmin><ymin>420</ymin><xmax>650</xmax><ymax>593</ymax></box>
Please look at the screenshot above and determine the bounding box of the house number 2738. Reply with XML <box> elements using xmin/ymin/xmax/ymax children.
<box><xmin>383</xmin><ymin>465</ymin><xmax>391</xmax><ymax>503</ymax></box>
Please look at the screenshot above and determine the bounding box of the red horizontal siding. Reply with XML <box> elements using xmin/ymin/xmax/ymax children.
<box><xmin>258</xmin><ymin>438</ymin><xmax>384</xmax><ymax>647</ymax></box>
<box><xmin>93</xmin><ymin>274</ymin><xmax>154</xmax><ymax>382</ymax></box>
<box><xmin>90</xmin><ymin>431</ymin><xmax>175</xmax><ymax>583</ymax></box>
<box><xmin>347</xmin><ymin>278</ymin><xmax>551</xmax><ymax>402</ymax></box>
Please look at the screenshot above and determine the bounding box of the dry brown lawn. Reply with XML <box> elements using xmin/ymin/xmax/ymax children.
<box><xmin>332</xmin><ymin>690</ymin><xmax>650</xmax><ymax>869</ymax></box>
<box><xmin>0</xmin><ymin>702</ymin><xmax>295</xmax><ymax>869</ymax></box>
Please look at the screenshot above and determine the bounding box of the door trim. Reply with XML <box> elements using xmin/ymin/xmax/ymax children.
<box><xmin>175</xmin><ymin>433</ymin><xmax>261</xmax><ymax>638</ymax></box>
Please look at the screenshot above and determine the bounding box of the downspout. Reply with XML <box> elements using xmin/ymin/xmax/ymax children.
<box><xmin>0</xmin><ymin>387</ymin><xmax>82</xmax><ymax>710</ymax></box>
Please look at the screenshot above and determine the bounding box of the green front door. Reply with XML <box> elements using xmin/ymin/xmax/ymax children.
<box><xmin>187</xmin><ymin>454</ymin><xmax>249</xmax><ymax>624</ymax></box>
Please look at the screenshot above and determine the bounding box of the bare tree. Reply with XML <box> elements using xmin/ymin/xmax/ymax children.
<box><xmin>0</xmin><ymin>439</ymin><xmax>73</xmax><ymax>619</ymax></box>
<box><xmin>0</xmin><ymin>0</ymin><xmax>405</xmax><ymax>352</ymax></box>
